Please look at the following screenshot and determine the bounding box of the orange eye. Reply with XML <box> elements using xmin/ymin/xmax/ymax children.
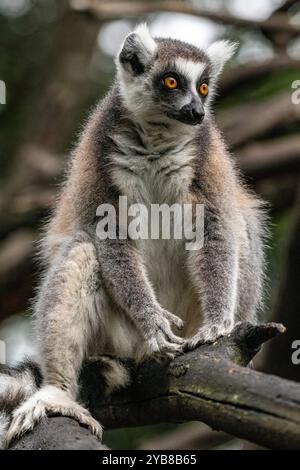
<box><xmin>199</xmin><ymin>83</ymin><xmax>209</xmax><ymax>96</ymax></box>
<box><xmin>164</xmin><ymin>76</ymin><xmax>178</xmax><ymax>90</ymax></box>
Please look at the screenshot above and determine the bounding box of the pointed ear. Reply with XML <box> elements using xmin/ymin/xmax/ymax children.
<box><xmin>207</xmin><ymin>40</ymin><xmax>238</xmax><ymax>77</ymax></box>
<box><xmin>117</xmin><ymin>24</ymin><xmax>157</xmax><ymax>76</ymax></box>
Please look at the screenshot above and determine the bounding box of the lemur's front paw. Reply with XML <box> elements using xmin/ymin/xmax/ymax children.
<box><xmin>185</xmin><ymin>319</ymin><xmax>234</xmax><ymax>351</ymax></box>
<box><xmin>6</xmin><ymin>385</ymin><xmax>102</xmax><ymax>448</ymax></box>
<box><xmin>141</xmin><ymin>308</ymin><xmax>185</xmax><ymax>360</ymax></box>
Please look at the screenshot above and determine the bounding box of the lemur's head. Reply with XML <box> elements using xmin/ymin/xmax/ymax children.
<box><xmin>116</xmin><ymin>24</ymin><xmax>237</xmax><ymax>126</ymax></box>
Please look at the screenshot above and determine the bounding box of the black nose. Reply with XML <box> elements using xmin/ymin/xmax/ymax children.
<box><xmin>191</xmin><ymin>107</ymin><xmax>205</xmax><ymax>123</ymax></box>
<box><xmin>180</xmin><ymin>103</ymin><xmax>205</xmax><ymax>125</ymax></box>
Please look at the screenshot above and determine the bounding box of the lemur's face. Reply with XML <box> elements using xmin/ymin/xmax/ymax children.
<box><xmin>117</xmin><ymin>25</ymin><xmax>236</xmax><ymax>126</ymax></box>
<box><xmin>151</xmin><ymin>59</ymin><xmax>209</xmax><ymax>126</ymax></box>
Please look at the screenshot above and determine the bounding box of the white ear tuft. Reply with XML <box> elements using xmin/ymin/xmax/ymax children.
<box><xmin>117</xmin><ymin>23</ymin><xmax>156</xmax><ymax>76</ymax></box>
<box><xmin>207</xmin><ymin>40</ymin><xmax>238</xmax><ymax>76</ymax></box>
<box><xmin>133</xmin><ymin>23</ymin><xmax>157</xmax><ymax>54</ymax></box>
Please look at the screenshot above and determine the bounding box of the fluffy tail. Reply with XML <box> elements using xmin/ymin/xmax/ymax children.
<box><xmin>0</xmin><ymin>360</ymin><xmax>42</xmax><ymax>448</ymax></box>
<box><xmin>0</xmin><ymin>356</ymin><xmax>129</xmax><ymax>448</ymax></box>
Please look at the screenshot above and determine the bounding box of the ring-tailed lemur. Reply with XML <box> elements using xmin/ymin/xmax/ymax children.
<box><xmin>0</xmin><ymin>24</ymin><xmax>267</xmax><ymax>448</ymax></box>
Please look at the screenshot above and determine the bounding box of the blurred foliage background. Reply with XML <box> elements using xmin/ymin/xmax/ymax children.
<box><xmin>0</xmin><ymin>0</ymin><xmax>300</xmax><ymax>449</ymax></box>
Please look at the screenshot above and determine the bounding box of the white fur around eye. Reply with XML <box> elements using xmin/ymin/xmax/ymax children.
<box><xmin>174</xmin><ymin>58</ymin><xmax>206</xmax><ymax>88</ymax></box>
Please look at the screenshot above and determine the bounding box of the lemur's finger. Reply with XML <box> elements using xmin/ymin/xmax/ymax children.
<box><xmin>160</xmin><ymin>324</ymin><xmax>185</xmax><ymax>344</ymax></box>
<box><xmin>185</xmin><ymin>333</ymin><xmax>208</xmax><ymax>350</ymax></box>
<box><xmin>162</xmin><ymin>310</ymin><xmax>184</xmax><ymax>330</ymax></box>
<box><xmin>167</xmin><ymin>331</ymin><xmax>185</xmax><ymax>345</ymax></box>
<box><xmin>155</xmin><ymin>329</ymin><xmax>183</xmax><ymax>353</ymax></box>
<box><xmin>146</xmin><ymin>337</ymin><xmax>160</xmax><ymax>354</ymax></box>
<box><xmin>161</xmin><ymin>323</ymin><xmax>185</xmax><ymax>344</ymax></box>
<box><xmin>160</xmin><ymin>340</ymin><xmax>183</xmax><ymax>355</ymax></box>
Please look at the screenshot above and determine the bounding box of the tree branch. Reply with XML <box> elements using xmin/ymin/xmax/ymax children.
<box><xmin>218</xmin><ymin>92</ymin><xmax>300</xmax><ymax>148</ymax></box>
<box><xmin>11</xmin><ymin>322</ymin><xmax>300</xmax><ymax>450</ymax></box>
<box><xmin>220</xmin><ymin>57</ymin><xmax>300</xmax><ymax>97</ymax></box>
<box><xmin>274</xmin><ymin>0</ymin><xmax>299</xmax><ymax>14</ymax></box>
<box><xmin>10</xmin><ymin>417</ymin><xmax>108</xmax><ymax>450</ymax></box>
<box><xmin>238</xmin><ymin>135</ymin><xmax>300</xmax><ymax>178</ymax></box>
<box><xmin>71</xmin><ymin>0</ymin><xmax>300</xmax><ymax>36</ymax></box>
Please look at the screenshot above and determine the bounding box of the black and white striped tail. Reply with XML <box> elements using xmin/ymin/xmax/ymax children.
<box><xmin>0</xmin><ymin>360</ymin><xmax>42</xmax><ymax>448</ymax></box>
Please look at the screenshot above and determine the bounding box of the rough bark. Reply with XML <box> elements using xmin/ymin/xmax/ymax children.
<box><xmin>10</xmin><ymin>417</ymin><xmax>108</xmax><ymax>450</ymax></box>
<box><xmin>11</xmin><ymin>322</ymin><xmax>300</xmax><ymax>450</ymax></box>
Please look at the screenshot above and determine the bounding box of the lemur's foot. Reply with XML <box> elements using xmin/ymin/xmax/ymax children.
<box><xmin>185</xmin><ymin>320</ymin><xmax>234</xmax><ymax>350</ymax></box>
<box><xmin>6</xmin><ymin>385</ymin><xmax>102</xmax><ymax>447</ymax></box>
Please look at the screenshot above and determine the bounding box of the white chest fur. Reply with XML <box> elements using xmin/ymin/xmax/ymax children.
<box><xmin>110</xmin><ymin>124</ymin><xmax>201</xmax><ymax>333</ymax></box>
<box><xmin>111</xmin><ymin>125</ymin><xmax>196</xmax><ymax>205</ymax></box>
